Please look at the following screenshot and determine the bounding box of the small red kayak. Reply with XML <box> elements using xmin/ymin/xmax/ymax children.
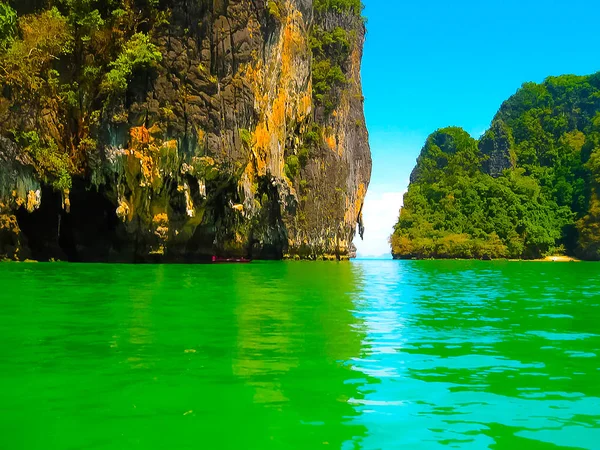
<box><xmin>211</xmin><ymin>256</ymin><xmax>252</xmax><ymax>263</ymax></box>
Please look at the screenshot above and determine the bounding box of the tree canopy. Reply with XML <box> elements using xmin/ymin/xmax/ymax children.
<box><xmin>392</xmin><ymin>73</ymin><xmax>600</xmax><ymax>261</ymax></box>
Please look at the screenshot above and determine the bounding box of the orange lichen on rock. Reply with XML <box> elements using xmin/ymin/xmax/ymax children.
<box><xmin>241</xmin><ymin>2</ymin><xmax>311</xmax><ymax>178</ymax></box>
<box><xmin>130</xmin><ymin>126</ymin><xmax>151</xmax><ymax>145</ymax></box>
<box><xmin>355</xmin><ymin>183</ymin><xmax>367</xmax><ymax>214</ymax></box>
<box><xmin>325</xmin><ymin>134</ymin><xmax>337</xmax><ymax>151</ymax></box>
<box><xmin>253</xmin><ymin>122</ymin><xmax>270</xmax><ymax>151</ymax></box>
<box><xmin>126</xmin><ymin>126</ymin><xmax>165</xmax><ymax>188</ymax></box>
<box><xmin>281</xmin><ymin>12</ymin><xmax>304</xmax><ymax>76</ymax></box>
<box><xmin>344</xmin><ymin>182</ymin><xmax>367</xmax><ymax>225</ymax></box>
<box><xmin>272</xmin><ymin>92</ymin><xmax>287</xmax><ymax>131</ymax></box>
<box><xmin>252</xmin><ymin>122</ymin><xmax>271</xmax><ymax>176</ymax></box>
<box><xmin>163</xmin><ymin>140</ymin><xmax>178</xmax><ymax>151</ymax></box>
<box><xmin>153</xmin><ymin>213</ymin><xmax>168</xmax><ymax>225</ymax></box>
<box><xmin>299</xmin><ymin>92</ymin><xmax>312</xmax><ymax>120</ymax></box>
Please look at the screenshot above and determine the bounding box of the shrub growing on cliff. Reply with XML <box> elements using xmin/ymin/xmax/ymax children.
<box><xmin>310</xmin><ymin>25</ymin><xmax>353</xmax><ymax>114</ymax></box>
<box><xmin>298</xmin><ymin>147</ymin><xmax>310</xmax><ymax>167</ymax></box>
<box><xmin>15</xmin><ymin>131</ymin><xmax>72</xmax><ymax>191</ymax></box>
<box><xmin>0</xmin><ymin>3</ymin><xmax>17</xmax><ymax>50</ymax></box>
<box><xmin>266</xmin><ymin>1</ymin><xmax>283</xmax><ymax>22</ymax></box>
<box><xmin>0</xmin><ymin>7</ymin><xmax>73</xmax><ymax>92</ymax></box>
<box><xmin>101</xmin><ymin>32</ymin><xmax>162</xmax><ymax>95</ymax></box>
<box><xmin>284</xmin><ymin>155</ymin><xmax>300</xmax><ymax>181</ymax></box>
<box><xmin>314</xmin><ymin>0</ymin><xmax>363</xmax><ymax>16</ymax></box>
<box><xmin>239</xmin><ymin>129</ymin><xmax>252</xmax><ymax>148</ymax></box>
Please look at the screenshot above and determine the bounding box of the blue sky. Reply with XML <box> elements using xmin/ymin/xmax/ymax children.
<box><xmin>356</xmin><ymin>0</ymin><xmax>600</xmax><ymax>257</ymax></box>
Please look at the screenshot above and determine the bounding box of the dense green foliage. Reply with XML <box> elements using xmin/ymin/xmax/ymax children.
<box><xmin>0</xmin><ymin>0</ymin><xmax>165</xmax><ymax>190</ymax></box>
<box><xmin>314</xmin><ymin>0</ymin><xmax>363</xmax><ymax>15</ymax></box>
<box><xmin>392</xmin><ymin>73</ymin><xmax>600</xmax><ymax>260</ymax></box>
<box><xmin>0</xmin><ymin>3</ymin><xmax>16</xmax><ymax>49</ymax></box>
<box><xmin>310</xmin><ymin>25</ymin><xmax>352</xmax><ymax>115</ymax></box>
<box><xmin>101</xmin><ymin>32</ymin><xmax>161</xmax><ymax>95</ymax></box>
<box><xmin>310</xmin><ymin>1</ymin><xmax>363</xmax><ymax>116</ymax></box>
<box><xmin>15</xmin><ymin>131</ymin><xmax>73</xmax><ymax>190</ymax></box>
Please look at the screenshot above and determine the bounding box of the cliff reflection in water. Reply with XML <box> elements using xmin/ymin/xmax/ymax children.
<box><xmin>230</xmin><ymin>262</ymin><xmax>370</xmax><ymax>448</ymax></box>
<box><xmin>0</xmin><ymin>262</ymin><xmax>372</xmax><ymax>450</ymax></box>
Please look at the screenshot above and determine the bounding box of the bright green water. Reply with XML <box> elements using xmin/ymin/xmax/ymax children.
<box><xmin>1</xmin><ymin>261</ymin><xmax>599</xmax><ymax>449</ymax></box>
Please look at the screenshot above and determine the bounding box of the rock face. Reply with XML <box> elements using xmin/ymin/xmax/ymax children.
<box><xmin>479</xmin><ymin>120</ymin><xmax>514</xmax><ymax>177</ymax></box>
<box><xmin>0</xmin><ymin>0</ymin><xmax>371</xmax><ymax>261</ymax></box>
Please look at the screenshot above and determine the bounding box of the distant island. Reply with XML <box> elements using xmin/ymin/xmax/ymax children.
<box><xmin>392</xmin><ymin>73</ymin><xmax>600</xmax><ymax>261</ymax></box>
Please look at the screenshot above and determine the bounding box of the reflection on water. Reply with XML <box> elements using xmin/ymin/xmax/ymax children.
<box><xmin>0</xmin><ymin>263</ymin><xmax>370</xmax><ymax>449</ymax></box>
<box><xmin>350</xmin><ymin>260</ymin><xmax>600</xmax><ymax>449</ymax></box>
<box><xmin>0</xmin><ymin>261</ymin><xmax>599</xmax><ymax>449</ymax></box>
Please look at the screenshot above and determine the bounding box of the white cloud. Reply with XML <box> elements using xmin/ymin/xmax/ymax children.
<box><xmin>355</xmin><ymin>188</ymin><xmax>406</xmax><ymax>258</ymax></box>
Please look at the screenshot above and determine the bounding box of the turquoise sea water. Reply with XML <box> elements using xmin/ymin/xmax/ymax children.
<box><xmin>0</xmin><ymin>260</ymin><xmax>599</xmax><ymax>449</ymax></box>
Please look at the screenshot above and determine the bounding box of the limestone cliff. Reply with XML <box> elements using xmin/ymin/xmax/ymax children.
<box><xmin>479</xmin><ymin>120</ymin><xmax>514</xmax><ymax>177</ymax></box>
<box><xmin>0</xmin><ymin>0</ymin><xmax>371</xmax><ymax>261</ymax></box>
